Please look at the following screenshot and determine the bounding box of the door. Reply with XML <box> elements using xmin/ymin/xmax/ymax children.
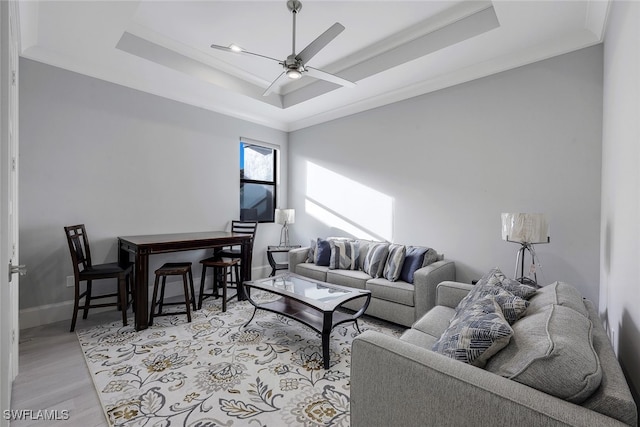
<box><xmin>1</xmin><ymin>1</ymin><xmax>21</xmax><ymax>424</ymax></box>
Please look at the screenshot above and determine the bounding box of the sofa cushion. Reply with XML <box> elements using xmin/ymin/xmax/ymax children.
<box><xmin>294</xmin><ymin>262</ymin><xmax>330</xmax><ymax>282</ymax></box>
<box><xmin>399</xmin><ymin>246</ymin><xmax>428</xmax><ymax>283</ymax></box>
<box><xmin>581</xmin><ymin>300</ymin><xmax>639</xmax><ymax>426</ymax></box>
<box><xmin>400</xmin><ymin>328</ymin><xmax>439</xmax><ymax>349</ymax></box>
<box><xmin>326</xmin><ymin>269</ymin><xmax>371</xmax><ymax>290</ymax></box>
<box><xmin>411</xmin><ymin>305</ymin><xmax>456</xmax><ymax>338</ymax></box>
<box><xmin>363</xmin><ymin>243</ymin><xmax>390</xmax><ymax>278</ymax></box>
<box><xmin>366</xmin><ymin>278</ymin><xmax>414</xmax><ymax>306</ymax></box>
<box><xmin>329</xmin><ymin>239</ymin><xmax>359</xmax><ymax>270</ymax></box>
<box><xmin>383</xmin><ymin>244</ymin><xmax>406</xmax><ymax>281</ymax></box>
<box><xmin>486</xmin><ymin>304</ymin><xmax>602</xmax><ymax>404</ymax></box>
<box><xmin>432</xmin><ymin>294</ymin><xmax>514</xmax><ymax>367</ymax></box>
<box><xmin>527</xmin><ymin>281</ymin><xmax>588</xmax><ymax>317</ymax></box>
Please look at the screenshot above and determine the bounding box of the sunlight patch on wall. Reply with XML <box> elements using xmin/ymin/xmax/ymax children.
<box><xmin>306</xmin><ymin>162</ymin><xmax>393</xmax><ymax>241</ymax></box>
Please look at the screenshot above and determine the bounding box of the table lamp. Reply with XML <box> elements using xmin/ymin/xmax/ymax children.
<box><xmin>501</xmin><ymin>213</ymin><xmax>549</xmax><ymax>285</ymax></box>
<box><xmin>275</xmin><ymin>208</ymin><xmax>295</xmax><ymax>247</ymax></box>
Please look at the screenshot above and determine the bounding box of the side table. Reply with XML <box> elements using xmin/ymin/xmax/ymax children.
<box><xmin>267</xmin><ymin>245</ymin><xmax>302</xmax><ymax>276</ymax></box>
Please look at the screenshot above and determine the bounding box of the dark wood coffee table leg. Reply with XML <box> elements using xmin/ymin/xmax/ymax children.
<box><xmin>322</xmin><ymin>312</ymin><xmax>332</xmax><ymax>369</ymax></box>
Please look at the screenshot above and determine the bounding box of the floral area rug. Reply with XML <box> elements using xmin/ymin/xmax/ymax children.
<box><xmin>77</xmin><ymin>291</ymin><xmax>404</xmax><ymax>427</ymax></box>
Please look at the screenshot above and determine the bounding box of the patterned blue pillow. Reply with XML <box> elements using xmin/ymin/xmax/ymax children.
<box><xmin>480</xmin><ymin>267</ymin><xmax>537</xmax><ymax>299</ymax></box>
<box><xmin>383</xmin><ymin>244</ymin><xmax>406</xmax><ymax>282</ymax></box>
<box><xmin>363</xmin><ymin>243</ymin><xmax>390</xmax><ymax>278</ymax></box>
<box><xmin>455</xmin><ymin>268</ymin><xmax>534</xmax><ymax>324</ymax></box>
<box><xmin>432</xmin><ymin>294</ymin><xmax>514</xmax><ymax>367</ymax></box>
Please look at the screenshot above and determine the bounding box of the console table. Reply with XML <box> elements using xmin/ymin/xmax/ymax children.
<box><xmin>267</xmin><ymin>245</ymin><xmax>301</xmax><ymax>276</ymax></box>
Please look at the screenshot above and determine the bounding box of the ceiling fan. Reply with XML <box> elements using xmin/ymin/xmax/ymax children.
<box><xmin>211</xmin><ymin>0</ymin><xmax>356</xmax><ymax>96</ymax></box>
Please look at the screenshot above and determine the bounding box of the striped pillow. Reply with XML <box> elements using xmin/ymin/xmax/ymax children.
<box><xmin>363</xmin><ymin>243</ymin><xmax>390</xmax><ymax>278</ymax></box>
<box><xmin>383</xmin><ymin>244</ymin><xmax>406</xmax><ymax>282</ymax></box>
<box><xmin>329</xmin><ymin>240</ymin><xmax>359</xmax><ymax>270</ymax></box>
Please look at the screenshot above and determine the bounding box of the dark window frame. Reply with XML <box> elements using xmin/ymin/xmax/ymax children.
<box><xmin>240</xmin><ymin>141</ymin><xmax>277</xmax><ymax>223</ymax></box>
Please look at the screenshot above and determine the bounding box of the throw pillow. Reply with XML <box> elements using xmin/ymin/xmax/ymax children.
<box><xmin>314</xmin><ymin>238</ymin><xmax>332</xmax><ymax>266</ymax></box>
<box><xmin>400</xmin><ymin>246</ymin><xmax>428</xmax><ymax>283</ymax></box>
<box><xmin>482</xmin><ymin>267</ymin><xmax>538</xmax><ymax>299</ymax></box>
<box><xmin>329</xmin><ymin>240</ymin><xmax>360</xmax><ymax>270</ymax></box>
<box><xmin>356</xmin><ymin>240</ymin><xmax>372</xmax><ymax>271</ymax></box>
<box><xmin>479</xmin><ymin>286</ymin><xmax>530</xmax><ymax>324</ymax></box>
<box><xmin>383</xmin><ymin>244</ymin><xmax>406</xmax><ymax>282</ymax></box>
<box><xmin>486</xmin><ymin>304</ymin><xmax>602</xmax><ymax>404</ymax></box>
<box><xmin>456</xmin><ymin>268</ymin><xmax>537</xmax><ymax>314</ymax></box>
<box><xmin>422</xmin><ymin>248</ymin><xmax>439</xmax><ymax>267</ymax></box>
<box><xmin>432</xmin><ymin>294</ymin><xmax>513</xmax><ymax>368</ymax></box>
<box><xmin>306</xmin><ymin>238</ymin><xmax>316</xmax><ymax>263</ymax></box>
<box><xmin>363</xmin><ymin>243</ymin><xmax>390</xmax><ymax>278</ymax></box>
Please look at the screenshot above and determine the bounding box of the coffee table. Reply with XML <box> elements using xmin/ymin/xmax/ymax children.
<box><xmin>243</xmin><ymin>273</ymin><xmax>372</xmax><ymax>369</ymax></box>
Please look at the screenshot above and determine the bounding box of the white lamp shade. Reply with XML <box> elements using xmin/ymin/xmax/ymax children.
<box><xmin>275</xmin><ymin>208</ymin><xmax>295</xmax><ymax>225</ymax></box>
<box><xmin>501</xmin><ymin>213</ymin><xmax>549</xmax><ymax>243</ymax></box>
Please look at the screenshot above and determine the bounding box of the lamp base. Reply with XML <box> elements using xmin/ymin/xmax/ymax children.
<box><xmin>514</xmin><ymin>243</ymin><xmax>540</xmax><ymax>286</ymax></box>
<box><xmin>279</xmin><ymin>223</ymin><xmax>290</xmax><ymax>247</ymax></box>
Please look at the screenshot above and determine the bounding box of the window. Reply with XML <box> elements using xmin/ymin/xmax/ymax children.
<box><xmin>240</xmin><ymin>140</ymin><xmax>276</xmax><ymax>222</ymax></box>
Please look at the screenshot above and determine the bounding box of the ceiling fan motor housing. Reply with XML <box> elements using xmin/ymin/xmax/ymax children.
<box><xmin>287</xmin><ymin>0</ymin><xmax>302</xmax><ymax>14</ymax></box>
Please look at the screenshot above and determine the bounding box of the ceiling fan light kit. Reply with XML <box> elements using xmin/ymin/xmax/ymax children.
<box><xmin>211</xmin><ymin>0</ymin><xmax>356</xmax><ymax>96</ymax></box>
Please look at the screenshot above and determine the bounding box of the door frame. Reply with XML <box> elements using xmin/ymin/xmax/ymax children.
<box><xmin>1</xmin><ymin>0</ymin><xmax>21</xmax><ymax>424</ymax></box>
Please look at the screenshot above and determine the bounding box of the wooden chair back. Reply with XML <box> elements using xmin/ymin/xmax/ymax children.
<box><xmin>64</xmin><ymin>224</ymin><xmax>93</xmax><ymax>274</ymax></box>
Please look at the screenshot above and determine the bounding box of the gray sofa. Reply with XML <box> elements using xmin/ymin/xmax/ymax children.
<box><xmin>351</xmin><ymin>280</ymin><xmax>638</xmax><ymax>427</ymax></box>
<box><xmin>288</xmin><ymin>241</ymin><xmax>455</xmax><ymax>327</ymax></box>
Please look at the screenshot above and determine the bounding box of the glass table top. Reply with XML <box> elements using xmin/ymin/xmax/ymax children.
<box><xmin>247</xmin><ymin>274</ymin><xmax>365</xmax><ymax>306</ymax></box>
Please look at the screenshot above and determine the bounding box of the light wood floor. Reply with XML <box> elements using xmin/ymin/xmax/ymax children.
<box><xmin>10</xmin><ymin>310</ymin><xmax>126</xmax><ymax>427</ymax></box>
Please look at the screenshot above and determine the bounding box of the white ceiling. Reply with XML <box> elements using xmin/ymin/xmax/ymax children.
<box><xmin>18</xmin><ymin>1</ymin><xmax>610</xmax><ymax>132</ymax></box>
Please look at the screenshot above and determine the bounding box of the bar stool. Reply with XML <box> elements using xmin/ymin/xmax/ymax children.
<box><xmin>199</xmin><ymin>257</ymin><xmax>241</xmax><ymax>312</ymax></box>
<box><xmin>149</xmin><ymin>262</ymin><xmax>197</xmax><ymax>325</ymax></box>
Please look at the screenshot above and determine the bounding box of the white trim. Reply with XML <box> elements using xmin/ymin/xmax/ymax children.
<box><xmin>19</xmin><ymin>265</ymin><xmax>272</xmax><ymax>329</ymax></box>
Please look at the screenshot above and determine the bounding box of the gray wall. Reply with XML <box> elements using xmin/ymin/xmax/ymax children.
<box><xmin>19</xmin><ymin>59</ymin><xmax>287</xmax><ymax>326</ymax></box>
<box><xmin>288</xmin><ymin>45</ymin><xmax>603</xmax><ymax>305</ymax></box>
<box><xmin>601</xmin><ymin>0</ymin><xmax>640</xmax><ymax>402</ymax></box>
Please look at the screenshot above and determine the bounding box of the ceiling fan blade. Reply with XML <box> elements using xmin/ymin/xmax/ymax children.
<box><xmin>263</xmin><ymin>72</ymin><xmax>289</xmax><ymax>97</ymax></box>
<box><xmin>210</xmin><ymin>44</ymin><xmax>282</xmax><ymax>64</ymax></box>
<box><xmin>306</xmin><ymin>66</ymin><xmax>356</xmax><ymax>88</ymax></box>
<box><xmin>296</xmin><ymin>22</ymin><xmax>345</xmax><ymax>64</ymax></box>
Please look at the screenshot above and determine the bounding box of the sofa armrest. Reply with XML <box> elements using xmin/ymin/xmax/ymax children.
<box><xmin>288</xmin><ymin>247</ymin><xmax>310</xmax><ymax>273</ymax></box>
<box><xmin>351</xmin><ymin>331</ymin><xmax>629</xmax><ymax>427</ymax></box>
<box><xmin>413</xmin><ymin>260</ymin><xmax>456</xmax><ymax>319</ymax></box>
<box><xmin>436</xmin><ymin>281</ymin><xmax>474</xmax><ymax>308</ymax></box>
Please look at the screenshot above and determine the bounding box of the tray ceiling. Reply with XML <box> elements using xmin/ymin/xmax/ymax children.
<box><xmin>18</xmin><ymin>1</ymin><xmax>609</xmax><ymax>131</ymax></box>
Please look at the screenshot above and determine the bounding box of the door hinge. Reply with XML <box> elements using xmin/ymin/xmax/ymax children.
<box><xmin>12</xmin><ymin>157</ymin><xmax>16</xmax><ymax>171</ymax></box>
<box><xmin>12</xmin><ymin>71</ymin><xmax>16</xmax><ymax>86</ymax></box>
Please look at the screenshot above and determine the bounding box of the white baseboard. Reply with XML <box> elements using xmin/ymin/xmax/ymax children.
<box><xmin>19</xmin><ymin>265</ymin><xmax>271</xmax><ymax>330</ymax></box>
